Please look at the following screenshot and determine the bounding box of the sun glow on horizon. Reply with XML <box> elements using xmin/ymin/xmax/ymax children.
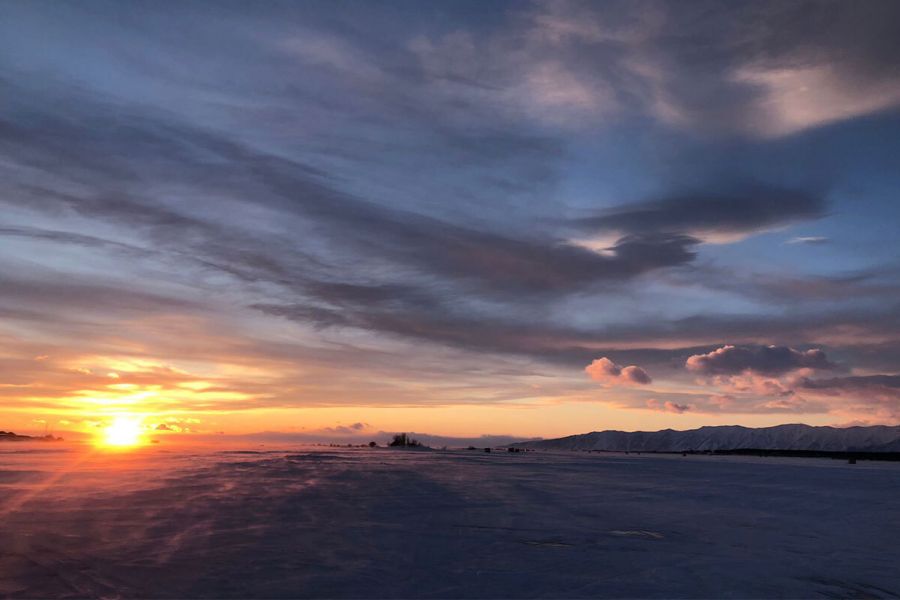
<box><xmin>98</xmin><ymin>416</ymin><xmax>146</xmax><ymax>449</ymax></box>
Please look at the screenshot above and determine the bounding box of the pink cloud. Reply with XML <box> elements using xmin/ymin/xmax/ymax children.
<box><xmin>585</xmin><ymin>357</ymin><xmax>651</xmax><ymax>386</ymax></box>
<box><xmin>719</xmin><ymin>373</ymin><xmax>795</xmax><ymax>397</ymax></box>
<box><xmin>646</xmin><ymin>399</ymin><xmax>690</xmax><ymax>413</ymax></box>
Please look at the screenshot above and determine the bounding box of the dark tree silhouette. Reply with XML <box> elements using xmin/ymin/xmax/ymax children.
<box><xmin>389</xmin><ymin>433</ymin><xmax>422</xmax><ymax>447</ymax></box>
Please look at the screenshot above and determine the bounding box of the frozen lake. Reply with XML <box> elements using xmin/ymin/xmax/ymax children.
<box><xmin>2</xmin><ymin>445</ymin><xmax>899</xmax><ymax>598</ymax></box>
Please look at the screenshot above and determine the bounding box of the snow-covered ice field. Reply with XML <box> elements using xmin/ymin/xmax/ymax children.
<box><xmin>2</xmin><ymin>445</ymin><xmax>899</xmax><ymax>598</ymax></box>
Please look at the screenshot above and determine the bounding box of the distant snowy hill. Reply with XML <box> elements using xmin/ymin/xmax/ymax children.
<box><xmin>511</xmin><ymin>424</ymin><xmax>900</xmax><ymax>453</ymax></box>
<box><xmin>0</xmin><ymin>430</ymin><xmax>63</xmax><ymax>442</ymax></box>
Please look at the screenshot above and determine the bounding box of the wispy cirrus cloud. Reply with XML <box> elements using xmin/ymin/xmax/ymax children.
<box><xmin>406</xmin><ymin>0</ymin><xmax>900</xmax><ymax>137</ymax></box>
<box><xmin>573</xmin><ymin>185</ymin><xmax>827</xmax><ymax>242</ymax></box>
<box><xmin>786</xmin><ymin>236</ymin><xmax>829</xmax><ymax>245</ymax></box>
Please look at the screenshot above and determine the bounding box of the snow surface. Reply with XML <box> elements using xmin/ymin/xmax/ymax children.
<box><xmin>1</xmin><ymin>444</ymin><xmax>899</xmax><ymax>598</ymax></box>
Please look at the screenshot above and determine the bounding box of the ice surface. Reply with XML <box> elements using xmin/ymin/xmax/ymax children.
<box><xmin>1</xmin><ymin>445</ymin><xmax>899</xmax><ymax>598</ymax></box>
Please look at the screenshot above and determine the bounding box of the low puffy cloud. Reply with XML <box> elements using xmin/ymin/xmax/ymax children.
<box><xmin>646</xmin><ymin>399</ymin><xmax>690</xmax><ymax>413</ymax></box>
<box><xmin>721</xmin><ymin>373</ymin><xmax>796</xmax><ymax>398</ymax></box>
<box><xmin>324</xmin><ymin>422</ymin><xmax>371</xmax><ymax>434</ymax></box>
<box><xmin>684</xmin><ymin>353</ymin><xmax>899</xmax><ymax>419</ymax></box>
<box><xmin>686</xmin><ymin>345</ymin><xmax>834</xmax><ymax>376</ymax></box>
<box><xmin>585</xmin><ymin>357</ymin><xmax>651</xmax><ymax>386</ymax></box>
<box><xmin>152</xmin><ymin>418</ymin><xmax>202</xmax><ymax>433</ymax></box>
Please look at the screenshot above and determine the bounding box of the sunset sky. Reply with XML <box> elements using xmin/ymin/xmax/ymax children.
<box><xmin>1</xmin><ymin>0</ymin><xmax>899</xmax><ymax>443</ymax></box>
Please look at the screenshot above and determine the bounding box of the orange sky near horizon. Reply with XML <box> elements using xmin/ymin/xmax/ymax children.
<box><xmin>0</xmin><ymin>338</ymin><xmax>853</xmax><ymax>445</ymax></box>
<box><xmin>0</xmin><ymin>294</ymin><xmax>891</xmax><ymax>445</ymax></box>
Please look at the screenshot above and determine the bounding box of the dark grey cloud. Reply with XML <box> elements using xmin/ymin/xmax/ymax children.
<box><xmin>721</xmin><ymin>268</ymin><xmax>900</xmax><ymax>304</ymax></box>
<box><xmin>252</xmin><ymin>301</ymin><xmax>586</xmax><ymax>361</ymax></box>
<box><xmin>391</xmin><ymin>0</ymin><xmax>900</xmax><ymax>139</ymax></box>
<box><xmin>575</xmin><ymin>185</ymin><xmax>826</xmax><ymax>238</ymax></box>
<box><xmin>686</xmin><ymin>345</ymin><xmax>835</xmax><ymax>376</ymax></box>
<box><xmin>0</xmin><ymin>226</ymin><xmax>153</xmax><ymax>256</ymax></box>
<box><xmin>801</xmin><ymin>375</ymin><xmax>900</xmax><ymax>393</ymax></box>
<box><xmin>798</xmin><ymin>374</ymin><xmax>900</xmax><ymax>419</ymax></box>
<box><xmin>656</xmin><ymin>265</ymin><xmax>900</xmax><ymax>313</ymax></box>
<box><xmin>1</xmin><ymin>78</ymin><xmax>703</xmax><ymax>306</ymax></box>
<box><xmin>0</xmin><ymin>82</ymin><xmax>717</xmax><ymax>377</ymax></box>
<box><xmin>254</xmin><ymin>292</ymin><xmax>900</xmax><ymax>371</ymax></box>
<box><xmin>833</xmin><ymin>342</ymin><xmax>900</xmax><ymax>374</ymax></box>
<box><xmin>609</xmin><ymin>0</ymin><xmax>900</xmax><ymax>136</ymax></box>
<box><xmin>0</xmin><ymin>273</ymin><xmax>198</xmax><ymax>318</ymax></box>
<box><xmin>622</xmin><ymin>308</ymin><xmax>900</xmax><ymax>350</ymax></box>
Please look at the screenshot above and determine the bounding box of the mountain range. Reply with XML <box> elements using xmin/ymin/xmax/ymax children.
<box><xmin>511</xmin><ymin>424</ymin><xmax>900</xmax><ymax>453</ymax></box>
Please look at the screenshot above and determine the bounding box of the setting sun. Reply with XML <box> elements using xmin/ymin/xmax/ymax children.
<box><xmin>99</xmin><ymin>416</ymin><xmax>145</xmax><ymax>448</ymax></box>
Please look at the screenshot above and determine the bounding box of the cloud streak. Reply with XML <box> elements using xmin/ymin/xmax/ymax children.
<box><xmin>575</xmin><ymin>185</ymin><xmax>826</xmax><ymax>241</ymax></box>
